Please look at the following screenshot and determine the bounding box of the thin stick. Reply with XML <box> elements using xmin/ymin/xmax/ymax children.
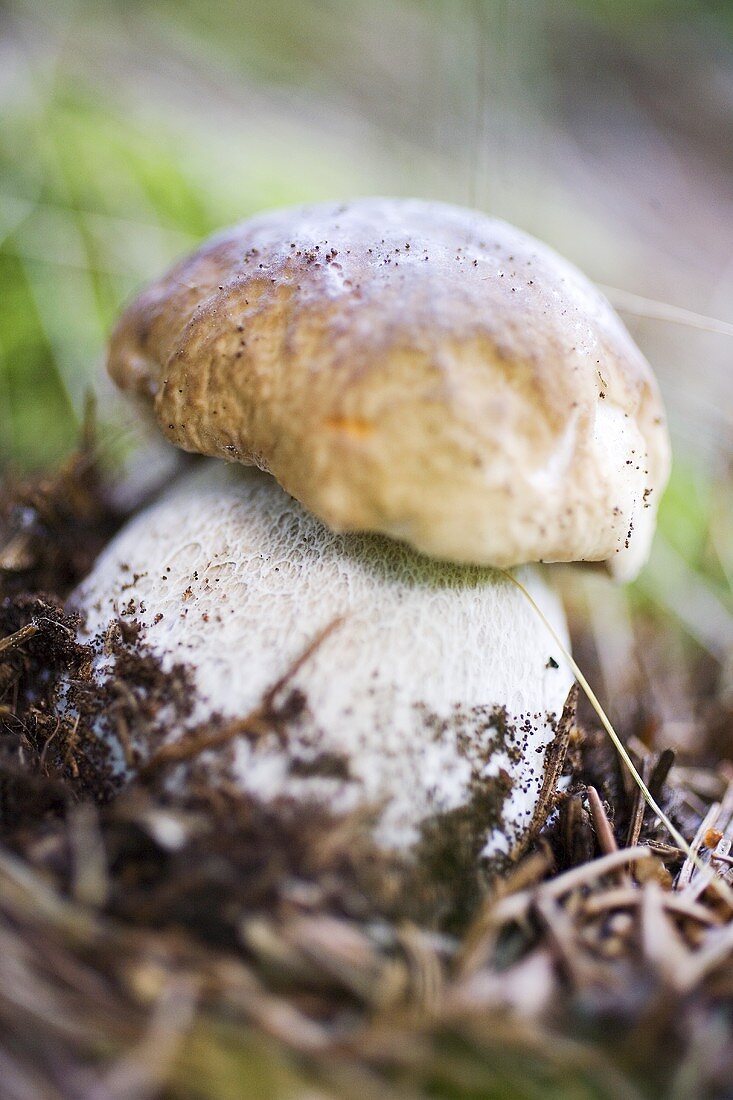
<box><xmin>140</xmin><ymin>619</ymin><xmax>343</xmax><ymax>778</ymax></box>
<box><xmin>625</xmin><ymin>759</ymin><xmax>649</xmax><ymax>849</ymax></box>
<box><xmin>0</xmin><ymin>623</ymin><xmax>39</xmax><ymax>657</ymax></box>
<box><xmin>501</xmin><ymin>570</ymin><xmax>733</xmax><ymax>909</ymax></box>
<box><xmin>586</xmin><ymin>786</ymin><xmax>618</xmax><ymax>855</ymax></box>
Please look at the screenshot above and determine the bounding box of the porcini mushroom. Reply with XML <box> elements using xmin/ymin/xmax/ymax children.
<box><xmin>71</xmin><ymin>198</ymin><xmax>671</xmax><ymax>867</ymax></box>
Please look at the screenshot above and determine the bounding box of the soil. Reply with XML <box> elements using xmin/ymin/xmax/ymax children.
<box><xmin>1</xmin><ymin>438</ymin><xmax>732</xmax><ymax>1098</ymax></box>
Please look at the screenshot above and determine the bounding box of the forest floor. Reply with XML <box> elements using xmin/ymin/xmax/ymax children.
<box><xmin>1</xmin><ymin>438</ymin><xmax>732</xmax><ymax>1100</ymax></box>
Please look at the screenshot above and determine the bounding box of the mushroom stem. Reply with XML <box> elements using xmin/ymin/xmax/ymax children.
<box><xmin>70</xmin><ymin>462</ymin><xmax>574</xmax><ymax>866</ymax></box>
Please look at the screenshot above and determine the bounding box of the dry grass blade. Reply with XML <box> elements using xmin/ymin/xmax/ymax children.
<box><xmin>676</xmin><ymin>921</ymin><xmax>733</xmax><ymax>992</ymax></box>
<box><xmin>640</xmin><ymin>882</ymin><xmax>692</xmax><ymax>989</ymax></box>
<box><xmin>90</xmin><ymin>979</ymin><xmax>198</xmax><ymax>1100</ymax></box>
<box><xmin>397</xmin><ymin>924</ymin><xmax>444</xmax><ymax>1017</ymax></box>
<box><xmin>600</xmin><ymin>285</ymin><xmax>733</xmax><ymax>338</ymax></box>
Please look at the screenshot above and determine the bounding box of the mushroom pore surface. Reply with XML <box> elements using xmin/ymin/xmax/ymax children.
<box><xmin>109</xmin><ymin>198</ymin><xmax>671</xmax><ymax>580</ymax></box>
<box><xmin>71</xmin><ymin>463</ymin><xmax>574</xmax><ymax>863</ymax></box>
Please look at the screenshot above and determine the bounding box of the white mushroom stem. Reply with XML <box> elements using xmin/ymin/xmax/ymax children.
<box><xmin>71</xmin><ymin>463</ymin><xmax>574</xmax><ymax>861</ymax></box>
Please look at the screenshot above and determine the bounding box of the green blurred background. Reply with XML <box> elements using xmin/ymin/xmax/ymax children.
<box><xmin>0</xmin><ymin>0</ymin><xmax>731</xmax><ymax>665</ymax></box>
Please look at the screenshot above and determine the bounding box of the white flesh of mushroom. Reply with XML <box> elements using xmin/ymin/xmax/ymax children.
<box><xmin>71</xmin><ymin>463</ymin><xmax>574</xmax><ymax>860</ymax></box>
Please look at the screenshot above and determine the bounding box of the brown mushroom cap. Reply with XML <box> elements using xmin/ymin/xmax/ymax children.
<box><xmin>109</xmin><ymin>198</ymin><xmax>671</xmax><ymax>579</ymax></box>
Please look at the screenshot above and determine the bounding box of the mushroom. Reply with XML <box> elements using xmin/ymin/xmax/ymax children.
<box><xmin>71</xmin><ymin>199</ymin><xmax>671</xmax><ymax>868</ymax></box>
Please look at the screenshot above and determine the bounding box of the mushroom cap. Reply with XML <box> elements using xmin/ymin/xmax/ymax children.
<box><xmin>71</xmin><ymin>463</ymin><xmax>574</xmax><ymax>863</ymax></box>
<box><xmin>109</xmin><ymin>198</ymin><xmax>671</xmax><ymax>580</ymax></box>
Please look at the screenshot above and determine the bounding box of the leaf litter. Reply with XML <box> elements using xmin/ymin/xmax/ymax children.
<box><xmin>1</xmin><ymin>431</ymin><xmax>733</xmax><ymax>1098</ymax></box>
